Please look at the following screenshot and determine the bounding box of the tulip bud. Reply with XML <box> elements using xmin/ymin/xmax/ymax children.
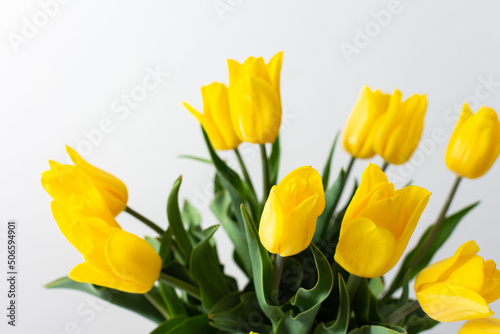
<box><xmin>183</xmin><ymin>82</ymin><xmax>241</xmax><ymax>150</ymax></box>
<box><xmin>42</xmin><ymin>146</ymin><xmax>128</xmax><ymax>217</ymax></box>
<box><xmin>334</xmin><ymin>163</ymin><xmax>430</xmax><ymax>278</ymax></box>
<box><xmin>259</xmin><ymin>166</ymin><xmax>325</xmax><ymax>257</ymax></box>
<box><xmin>227</xmin><ymin>52</ymin><xmax>283</xmax><ymax>144</ymax></box>
<box><xmin>372</xmin><ymin>90</ymin><xmax>427</xmax><ymax>164</ymax></box>
<box><xmin>445</xmin><ymin>104</ymin><xmax>500</xmax><ymax>179</ymax></box>
<box><xmin>342</xmin><ymin>86</ymin><xmax>390</xmax><ymax>159</ymax></box>
<box><xmin>459</xmin><ymin>317</ymin><xmax>500</xmax><ymax>334</ymax></box>
<box><xmin>415</xmin><ymin>240</ymin><xmax>500</xmax><ymax>322</ymax></box>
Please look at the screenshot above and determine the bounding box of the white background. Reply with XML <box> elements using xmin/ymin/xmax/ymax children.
<box><xmin>2</xmin><ymin>0</ymin><xmax>500</xmax><ymax>333</ymax></box>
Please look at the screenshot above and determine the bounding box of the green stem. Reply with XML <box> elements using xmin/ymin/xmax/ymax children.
<box><xmin>234</xmin><ymin>148</ymin><xmax>256</xmax><ymax>195</ymax></box>
<box><xmin>381</xmin><ymin>161</ymin><xmax>389</xmax><ymax>172</ymax></box>
<box><xmin>271</xmin><ymin>255</ymin><xmax>285</xmax><ymax>305</ymax></box>
<box><xmin>410</xmin><ymin>176</ymin><xmax>462</xmax><ymax>270</ymax></box>
<box><xmin>159</xmin><ymin>273</ymin><xmax>201</xmax><ymax>301</ymax></box>
<box><xmin>346</xmin><ymin>274</ymin><xmax>362</xmax><ymax>305</ymax></box>
<box><xmin>387</xmin><ymin>300</ymin><xmax>421</xmax><ymax>324</ymax></box>
<box><xmin>125</xmin><ymin>206</ymin><xmax>165</xmax><ymax>235</ymax></box>
<box><xmin>260</xmin><ymin>144</ymin><xmax>271</xmax><ymax>199</ymax></box>
<box><xmin>145</xmin><ymin>291</ymin><xmax>170</xmax><ymax>320</ymax></box>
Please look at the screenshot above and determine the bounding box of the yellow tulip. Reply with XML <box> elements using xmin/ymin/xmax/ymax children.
<box><xmin>415</xmin><ymin>240</ymin><xmax>500</xmax><ymax>322</ymax></box>
<box><xmin>227</xmin><ymin>52</ymin><xmax>283</xmax><ymax>144</ymax></box>
<box><xmin>259</xmin><ymin>166</ymin><xmax>325</xmax><ymax>257</ymax></box>
<box><xmin>51</xmin><ymin>201</ymin><xmax>161</xmax><ymax>293</ymax></box>
<box><xmin>42</xmin><ymin>146</ymin><xmax>128</xmax><ymax>217</ymax></box>
<box><xmin>342</xmin><ymin>86</ymin><xmax>390</xmax><ymax>159</ymax></box>
<box><xmin>372</xmin><ymin>90</ymin><xmax>427</xmax><ymax>164</ymax></box>
<box><xmin>459</xmin><ymin>317</ymin><xmax>500</xmax><ymax>334</ymax></box>
<box><xmin>445</xmin><ymin>104</ymin><xmax>500</xmax><ymax>179</ymax></box>
<box><xmin>334</xmin><ymin>163</ymin><xmax>430</xmax><ymax>278</ymax></box>
<box><xmin>183</xmin><ymin>82</ymin><xmax>241</xmax><ymax>150</ymax></box>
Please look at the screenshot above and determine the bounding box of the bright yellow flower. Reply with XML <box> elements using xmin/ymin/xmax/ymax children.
<box><xmin>459</xmin><ymin>317</ymin><xmax>500</xmax><ymax>334</ymax></box>
<box><xmin>334</xmin><ymin>163</ymin><xmax>430</xmax><ymax>278</ymax></box>
<box><xmin>259</xmin><ymin>166</ymin><xmax>325</xmax><ymax>257</ymax></box>
<box><xmin>183</xmin><ymin>82</ymin><xmax>241</xmax><ymax>150</ymax></box>
<box><xmin>342</xmin><ymin>86</ymin><xmax>390</xmax><ymax>159</ymax></box>
<box><xmin>227</xmin><ymin>52</ymin><xmax>283</xmax><ymax>144</ymax></box>
<box><xmin>445</xmin><ymin>104</ymin><xmax>500</xmax><ymax>179</ymax></box>
<box><xmin>372</xmin><ymin>90</ymin><xmax>427</xmax><ymax>164</ymax></box>
<box><xmin>415</xmin><ymin>240</ymin><xmax>500</xmax><ymax>322</ymax></box>
<box><xmin>51</xmin><ymin>201</ymin><xmax>161</xmax><ymax>293</ymax></box>
<box><xmin>41</xmin><ymin>146</ymin><xmax>128</xmax><ymax>217</ymax></box>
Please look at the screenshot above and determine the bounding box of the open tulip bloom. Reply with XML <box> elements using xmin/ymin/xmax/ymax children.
<box><xmin>42</xmin><ymin>53</ymin><xmax>500</xmax><ymax>334</ymax></box>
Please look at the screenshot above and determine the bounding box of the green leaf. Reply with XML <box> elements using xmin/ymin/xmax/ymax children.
<box><xmin>314</xmin><ymin>274</ymin><xmax>349</xmax><ymax>334</ymax></box>
<box><xmin>46</xmin><ymin>277</ymin><xmax>164</xmax><ymax>324</ymax></box>
<box><xmin>182</xmin><ymin>200</ymin><xmax>202</xmax><ymax>230</ymax></box>
<box><xmin>313</xmin><ymin>169</ymin><xmax>345</xmax><ymax>243</ymax></box>
<box><xmin>384</xmin><ymin>202</ymin><xmax>479</xmax><ymax>298</ymax></box>
<box><xmin>159</xmin><ymin>283</ymin><xmax>187</xmax><ymax>318</ymax></box>
<box><xmin>159</xmin><ymin>228</ymin><xmax>174</xmax><ymax>265</ymax></box>
<box><xmin>352</xmin><ymin>278</ymin><xmax>383</xmax><ymax>324</ymax></box>
<box><xmin>241</xmin><ymin>205</ymin><xmax>284</xmax><ymax>326</ymax></box>
<box><xmin>209</xmin><ymin>292</ymin><xmax>272</xmax><ymax>333</ymax></box>
<box><xmin>151</xmin><ymin>314</ymin><xmax>217</xmax><ymax>334</ymax></box>
<box><xmin>368</xmin><ymin>277</ymin><xmax>384</xmax><ymax>298</ymax></box>
<box><xmin>348</xmin><ymin>325</ymin><xmax>407</xmax><ymax>334</ymax></box>
<box><xmin>146</xmin><ymin>236</ymin><xmax>161</xmax><ymax>253</ymax></box>
<box><xmin>405</xmin><ymin>309</ymin><xmax>438</xmax><ymax>334</ymax></box>
<box><xmin>322</xmin><ymin>131</ymin><xmax>340</xmax><ymax>190</ymax></box>
<box><xmin>211</xmin><ymin>190</ymin><xmax>251</xmax><ymax>276</ymax></box>
<box><xmin>189</xmin><ymin>225</ymin><xmax>231</xmax><ymax>311</ymax></box>
<box><xmin>177</xmin><ymin>155</ymin><xmax>212</xmax><ymax>164</ymax></box>
<box><xmin>275</xmin><ymin>245</ymin><xmax>334</xmax><ymax>334</ymax></box>
<box><xmin>269</xmin><ymin>136</ymin><xmax>281</xmax><ymax>186</ymax></box>
<box><xmin>166</xmin><ymin>176</ymin><xmax>193</xmax><ymax>265</ymax></box>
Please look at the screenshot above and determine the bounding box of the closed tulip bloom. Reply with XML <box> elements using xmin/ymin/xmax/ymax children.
<box><xmin>415</xmin><ymin>240</ymin><xmax>500</xmax><ymax>322</ymax></box>
<box><xmin>445</xmin><ymin>104</ymin><xmax>500</xmax><ymax>178</ymax></box>
<box><xmin>372</xmin><ymin>90</ymin><xmax>427</xmax><ymax>164</ymax></box>
<box><xmin>342</xmin><ymin>86</ymin><xmax>390</xmax><ymax>159</ymax></box>
<box><xmin>42</xmin><ymin>146</ymin><xmax>128</xmax><ymax>217</ymax></box>
<box><xmin>227</xmin><ymin>52</ymin><xmax>283</xmax><ymax>144</ymax></box>
<box><xmin>183</xmin><ymin>82</ymin><xmax>241</xmax><ymax>150</ymax></box>
<box><xmin>51</xmin><ymin>201</ymin><xmax>161</xmax><ymax>293</ymax></box>
<box><xmin>334</xmin><ymin>164</ymin><xmax>430</xmax><ymax>278</ymax></box>
<box><xmin>259</xmin><ymin>166</ymin><xmax>325</xmax><ymax>257</ymax></box>
<box><xmin>459</xmin><ymin>317</ymin><xmax>500</xmax><ymax>334</ymax></box>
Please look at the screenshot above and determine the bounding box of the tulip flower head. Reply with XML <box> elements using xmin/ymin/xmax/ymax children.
<box><xmin>227</xmin><ymin>52</ymin><xmax>283</xmax><ymax>144</ymax></box>
<box><xmin>183</xmin><ymin>82</ymin><xmax>241</xmax><ymax>150</ymax></box>
<box><xmin>334</xmin><ymin>163</ymin><xmax>430</xmax><ymax>278</ymax></box>
<box><xmin>342</xmin><ymin>86</ymin><xmax>390</xmax><ymax>159</ymax></box>
<box><xmin>415</xmin><ymin>240</ymin><xmax>500</xmax><ymax>322</ymax></box>
<box><xmin>259</xmin><ymin>166</ymin><xmax>325</xmax><ymax>257</ymax></box>
<box><xmin>446</xmin><ymin>104</ymin><xmax>500</xmax><ymax>179</ymax></box>
<box><xmin>41</xmin><ymin>146</ymin><xmax>128</xmax><ymax>217</ymax></box>
<box><xmin>459</xmin><ymin>317</ymin><xmax>500</xmax><ymax>334</ymax></box>
<box><xmin>372</xmin><ymin>90</ymin><xmax>427</xmax><ymax>164</ymax></box>
<box><xmin>50</xmin><ymin>200</ymin><xmax>161</xmax><ymax>293</ymax></box>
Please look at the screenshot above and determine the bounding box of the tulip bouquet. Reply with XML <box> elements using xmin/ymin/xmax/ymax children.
<box><xmin>42</xmin><ymin>52</ymin><xmax>500</xmax><ymax>334</ymax></box>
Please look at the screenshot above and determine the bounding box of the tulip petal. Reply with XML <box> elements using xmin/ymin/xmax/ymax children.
<box><xmin>66</xmin><ymin>146</ymin><xmax>128</xmax><ymax>215</ymax></box>
<box><xmin>481</xmin><ymin>260</ymin><xmax>500</xmax><ymax>304</ymax></box>
<box><xmin>415</xmin><ymin>240</ymin><xmax>479</xmax><ymax>291</ymax></box>
<box><xmin>105</xmin><ymin>230</ymin><xmax>161</xmax><ymax>293</ymax></box>
<box><xmin>279</xmin><ymin>194</ymin><xmax>319</xmax><ymax>257</ymax></box>
<box><xmin>335</xmin><ymin>217</ymin><xmax>396</xmax><ymax>278</ymax></box>
<box><xmin>459</xmin><ymin>317</ymin><xmax>500</xmax><ymax>334</ymax></box>
<box><xmin>266</xmin><ymin>51</ymin><xmax>283</xmax><ymax>98</ymax></box>
<box><xmin>259</xmin><ymin>186</ymin><xmax>286</xmax><ymax>254</ymax></box>
<box><xmin>227</xmin><ymin>59</ymin><xmax>242</xmax><ymax>85</ymax></box>
<box><xmin>417</xmin><ymin>282</ymin><xmax>493</xmax><ymax>322</ymax></box>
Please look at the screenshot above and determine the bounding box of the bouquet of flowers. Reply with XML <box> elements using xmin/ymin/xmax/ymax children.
<box><xmin>42</xmin><ymin>52</ymin><xmax>500</xmax><ymax>334</ymax></box>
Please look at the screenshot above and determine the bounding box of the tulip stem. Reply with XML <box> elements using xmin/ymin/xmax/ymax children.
<box><xmin>346</xmin><ymin>274</ymin><xmax>362</xmax><ymax>305</ymax></box>
<box><xmin>387</xmin><ymin>300</ymin><xmax>421</xmax><ymax>325</ymax></box>
<box><xmin>159</xmin><ymin>273</ymin><xmax>201</xmax><ymax>301</ymax></box>
<box><xmin>381</xmin><ymin>161</ymin><xmax>389</xmax><ymax>172</ymax></box>
<box><xmin>271</xmin><ymin>255</ymin><xmax>285</xmax><ymax>305</ymax></box>
<box><xmin>145</xmin><ymin>291</ymin><xmax>170</xmax><ymax>320</ymax></box>
<box><xmin>234</xmin><ymin>148</ymin><xmax>256</xmax><ymax>195</ymax></box>
<box><xmin>260</xmin><ymin>144</ymin><xmax>271</xmax><ymax>199</ymax></box>
<box><xmin>410</xmin><ymin>176</ymin><xmax>463</xmax><ymax>271</ymax></box>
<box><xmin>344</xmin><ymin>156</ymin><xmax>356</xmax><ymax>182</ymax></box>
<box><xmin>125</xmin><ymin>206</ymin><xmax>165</xmax><ymax>236</ymax></box>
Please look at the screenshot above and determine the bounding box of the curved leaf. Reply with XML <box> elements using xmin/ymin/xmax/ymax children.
<box><xmin>315</xmin><ymin>274</ymin><xmax>349</xmax><ymax>334</ymax></box>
